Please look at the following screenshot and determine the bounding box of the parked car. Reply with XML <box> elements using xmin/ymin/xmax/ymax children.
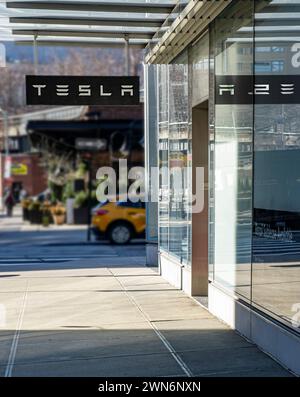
<box><xmin>91</xmin><ymin>200</ymin><xmax>146</xmax><ymax>244</ymax></box>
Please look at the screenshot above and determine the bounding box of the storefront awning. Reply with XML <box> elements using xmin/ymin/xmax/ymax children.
<box><xmin>27</xmin><ymin>118</ymin><xmax>144</xmax><ymax>155</ymax></box>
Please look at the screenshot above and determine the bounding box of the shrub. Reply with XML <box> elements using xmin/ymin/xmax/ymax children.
<box><xmin>63</xmin><ymin>181</ymin><xmax>75</xmax><ymax>202</ymax></box>
<box><xmin>28</xmin><ymin>200</ymin><xmax>42</xmax><ymax>211</ymax></box>
<box><xmin>50</xmin><ymin>204</ymin><xmax>66</xmax><ymax>216</ymax></box>
<box><xmin>21</xmin><ymin>198</ymin><xmax>32</xmax><ymax>209</ymax></box>
<box><xmin>74</xmin><ymin>190</ymin><xmax>88</xmax><ymax>209</ymax></box>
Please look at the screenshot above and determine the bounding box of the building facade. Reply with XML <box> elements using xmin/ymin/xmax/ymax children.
<box><xmin>144</xmin><ymin>0</ymin><xmax>300</xmax><ymax>375</ymax></box>
<box><xmin>1</xmin><ymin>153</ymin><xmax>48</xmax><ymax>199</ymax></box>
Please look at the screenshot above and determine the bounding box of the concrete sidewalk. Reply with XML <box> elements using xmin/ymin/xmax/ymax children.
<box><xmin>0</xmin><ymin>260</ymin><xmax>292</xmax><ymax>377</ymax></box>
<box><xmin>0</xmin><ymin>206</ymin><xmax>87</xmax><ymax>232</ymax></box>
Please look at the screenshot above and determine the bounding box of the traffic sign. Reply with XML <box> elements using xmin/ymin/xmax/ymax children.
<box><xmin>75</xmin><ymin>138</ymin><xmax>106</xmax><ymax>151</ymax></box>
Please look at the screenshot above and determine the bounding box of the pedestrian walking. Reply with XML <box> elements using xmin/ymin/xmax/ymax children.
<box><xmin>19</xmin><ymin>188</ymin><xmax>28</xmax><ymax>201</ymax></box>
<box><xmin>4</xmin><ymin>187</ymin><xmax>15</xmax><ymax>217</ymax></box>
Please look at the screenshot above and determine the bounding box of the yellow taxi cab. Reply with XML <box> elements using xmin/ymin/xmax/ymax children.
<box><xmin>91</xmin><ymin>200</ymin><xmax>146</xmax><ymax>244</ymax></box>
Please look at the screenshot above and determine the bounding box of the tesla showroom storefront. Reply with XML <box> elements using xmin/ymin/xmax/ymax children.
<box><xmin>144</xmin><ymin>0</ymin><xmax>300</xmax><ymax>375</ymax></box>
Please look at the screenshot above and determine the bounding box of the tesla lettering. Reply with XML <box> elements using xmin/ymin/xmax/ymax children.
<box><xmin>254</xmin><ymin>84</ymin><xmax>269</xmax><ymax>95</ymax></box>
<box><xmin>100</xmin><ymin>85</ymin><xmax>112</xmax><ymax>96</ymax></box>
<box><xmin>56</xmin><ymin>85</ymin><xmax>69</xmax><ymax>96</ymax></box>
<box><xmin>27</xmin><ymin>76</ymin><xmax>139</xmax><ymax>105</ymax></box>
<box><xmin>32</xmin><ymin>84</ymin><xmax>46</xmax><ymax>96</ymax></box>
<box><xmin>79</xmin><ymin>85</ymin><xmax>91</xmax><ymax>96</ymax></box>
<box><xmin>32</xmin><ymin>84</ymin><xmax>137</xmax><ymax>97</ymax></box>
<box><xmin>121</xmin><ymin>85</ymin><xmax>134</xmax><ymax>96</ymax></box>
<box><xmin>219</xmin><ymin>84</ymin><xmax>235</xmax><ymax>95</ymax></box>
<box><xmin>281</xmin><ymin>83</ymin><xmax>294</xmax><ymax>95</ymax></box>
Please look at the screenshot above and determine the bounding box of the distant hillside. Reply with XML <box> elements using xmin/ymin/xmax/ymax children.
<box><xmin>4</xmin><ymin>41</ymin><xmax>126</xmax><ymax>65</ymax></box>
<box><xmin>5</xmin><ymin>41</ymin><xmax>68</xmax><ymax>63</ymax></box>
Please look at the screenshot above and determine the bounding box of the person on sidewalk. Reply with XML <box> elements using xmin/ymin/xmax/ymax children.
<box><xmin>19</xmin><ymin>188</ymin><xmax>28</xmax><ymax>201</ymax></box>
<box><xmin>4</xmin><ymin>187</ymin><xmax>15</xmax><ymax>217</ymax></box>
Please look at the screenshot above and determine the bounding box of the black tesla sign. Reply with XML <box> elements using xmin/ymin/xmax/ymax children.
<box><xmin>26</xmin><ymin>75</ymin><xmax>140</xmax><ymax>105</ymax></box>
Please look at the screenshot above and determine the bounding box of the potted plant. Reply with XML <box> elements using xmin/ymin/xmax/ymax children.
<box><xmin>51</xmin><ymin>204</ymin><xmax>66</xmax><ymax>225</ymax></box>
<box><xmin>28</xmin><ymin>200</ymin><xmax>42</xmax><ymax>224</ymax></box>
<box><xmin>21</xmin><ymin>198</ymin><xmax>32</xmax><ymax>221</ymax></box>
<box><xmin>73</xmin><ymin>190</ymin><xmax>89</xmax><ymax>224</ymax></box>
<box><xmin>41</xmin><ymin>201</ymin><xmax>53</xmax><ymax>227</ymax></box>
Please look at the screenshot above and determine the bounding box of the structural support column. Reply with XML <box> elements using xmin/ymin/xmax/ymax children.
<box><xmin>191</xmin><ymin>102</ymin><xmax>209</xmax><ymax>296</ymax></box>
<box><xmin>33</xmin><ymin>33</ymin><xmax>38</xmax><ymax>75</ymax></box>
<box><xmin>0</xmin><ymin>108</ymin><xmax>9</xmax><ymax>211</ymax></box>
<box><xmin>124</xmin><ymin>35</ymin><xmax>130</xmax><ymax>75</ymax></box>
<box><xmin>144</xmin><ymin>64</ymin><xmax>158</xmax><ymax>267</ymax></box>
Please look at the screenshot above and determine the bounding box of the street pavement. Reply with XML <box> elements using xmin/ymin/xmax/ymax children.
<box><xmin>0</xmin><ymin>209</ymin><xmax>293</xmax><ymax>377</ymax></box>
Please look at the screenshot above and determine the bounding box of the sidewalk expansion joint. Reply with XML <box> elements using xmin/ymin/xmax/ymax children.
<box><xmin>107</xmin><ymin>269</ymin><xmax>194</xmax><ymax>377</ymax></box>
<box><xmin>4</xmin><ymin>281</ymin><xmax>29</xmax><ymax>377</ymax></box>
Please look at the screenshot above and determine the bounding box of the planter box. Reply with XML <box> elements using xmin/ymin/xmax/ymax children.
<box><xmin>66</xmin><ymin>198</ymin><xmax>75</xmax><ymax>224</ymax></box>
<box><xmin>52</xmin><ymin>214</ymin><xmax>65</xmax><ymax>225</ymax></box>
<box><xmin>74</xmin><ymin>207</ymin><xmax>89</xmax><ymax>224</ymax></box>
<box><xmin>22</xmin><ymin>208</ymin><xmax>29</xmax><ymax>221</ymax></box>
<box><xmin>42</xmin><ymin>211</ymin><xmax>54</xmax><ymax>225</ymax></box>
<box><xmin>28</xmin><ymin>209</ymin><xmax>42</xmax><ymax>224</ymax></box>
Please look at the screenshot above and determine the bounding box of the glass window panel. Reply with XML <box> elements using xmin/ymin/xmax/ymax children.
<box><xmin>158</xmin><ymin>64</ymin><xmax>169</xmax><ymax>252</ymax></box>
<box><xmin>190</xmin><ymin>32</ymin><xmax>209</xmax><ymax>107</ymax></box>
<box><xmin>208</xmin><ymin>22</ymin><xmax>216</xmax><ymax>281</ymax></box>
<box><xmin>211</xmin><ymin>0</ymin><xmax>254</xmax><ymax>299</ymax></box>
<box><xmin>156</xmin><ymin>49</ymin><xmax>191</xmax><ymax>265</ymax></box>
<box><xmin>252</xmin><ymin>0</ymin><xmax>300</xmax><ymax>330</ymax></box>
<box><xmin>168</xmin><ymin>60</ymin><xmax>190</xmax><ymax>264</ymax></box>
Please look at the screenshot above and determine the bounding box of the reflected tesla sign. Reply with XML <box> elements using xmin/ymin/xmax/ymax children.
<box><xmin>26</xmin><ymin>75</ymin><xmax>140</xmax><ymax>105</ymax></box>
<box><xmin>216</xmin><ymin>75</ymin><xmax>300</xmax><ymax>104</ymax></box>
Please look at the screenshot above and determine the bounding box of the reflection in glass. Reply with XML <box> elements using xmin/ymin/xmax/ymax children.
<box><xmin>157</xmin><ymin>56</ymin><xmax>191</xmax><ymax>264</ymax></box>
<box><xmin>168</xmin><ymin>63</ymin><xmax>190</xmax><ymax>263</ymax></box>
<box><xmin>158</xmin><ymin>65</ymin><xmax>169</xmax><ymax>252</ymax></box>
<box><xmin>211</xmin><ymin>0</ymin><xmax>254</xmax><ymax>299</ymax></box>
<box><xmin>252</xmin><ymin>0</ymin><xmax>300</xmax><ymax>329</ymax></box>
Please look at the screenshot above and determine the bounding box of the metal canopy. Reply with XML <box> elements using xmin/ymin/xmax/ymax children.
<box><xmin>2</xmin><ymin>0</ymin><xmax>180</xmax><ymax>47</ymax></box>
<box><xmin>6</xmin><ymin>1</ymin><xmax>176</xmax><ymax>14</ymax></box>
<box><xmin>12</xmin><ymin>29</ymin><xmax>154</xmax><ymax>40</ymax></box>
<box><xmin>14</xmin><ymin>40</ymin><xmax>146</xmax><ymax>48</ymax></box>
<box><xmin>9</xmin><ymin>16</ymin><xmax>164</xmax><ymax>28</ymax></box>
